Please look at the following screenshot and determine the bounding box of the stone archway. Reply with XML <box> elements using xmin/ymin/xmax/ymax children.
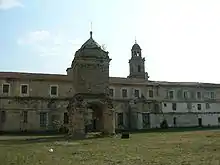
<box><xmin>67</xmin><ymin>94</ymin><xmax>115</xmax><ymax>138</ymax></box>
<box><xmin>87</xmin><ymin>102</ymin><xmax>103</xmax><ymax>132</ymax></box>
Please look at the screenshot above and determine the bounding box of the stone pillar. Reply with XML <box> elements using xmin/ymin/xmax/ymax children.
<box><xmin>68</xmin><ymin>107</ymin><xmax>85</xmax><ymax>138</ymax></box>
<box><xmin>67</xmin><ymin>96</ymin><xmax>86</xmax><ymax>139</ymax></box>
<box><xmin>103</xmin><ymin>108</ymin><xmax>115</xmax><ymax>135</ymax></box>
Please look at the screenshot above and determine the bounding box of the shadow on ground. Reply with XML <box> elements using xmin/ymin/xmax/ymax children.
<box><xmin>1</xmin><ymin>127</ymin><xmax>220</xmax><ymax>145</ymax></box>
<box><xmin>117</xmin><ymin>127</ymin><xmax>220</xmax><ymax>134</ymax></box>
<box><xmin>0</xmin><ymin>133</ymin><xmax>108</xmax><ymax>145</ymax></box>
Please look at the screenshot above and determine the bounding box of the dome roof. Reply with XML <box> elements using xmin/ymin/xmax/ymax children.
<box><xmin>80</xmin><ymin>31</ymin><xmax>101</xmax><ymax>49</ymax></box>
<box><xmin>132</xmin><ymin>43</ymin><xmax>141</xmax><ymax>50</ymax></box>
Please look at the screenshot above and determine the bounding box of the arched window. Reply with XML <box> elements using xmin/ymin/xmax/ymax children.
<box><xmin>138</xmin><ymin>65</ymin><xmax>141</xmax><ymax>72</ymax></box>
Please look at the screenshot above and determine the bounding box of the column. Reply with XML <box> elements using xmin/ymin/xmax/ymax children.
<box><xmin>103</xmin><ymin>108</ymin><xmax>115</xmax><ymax>135</ymax></box>
<box><xmin>70</xmin><ymin>107</ymin><xmax>85</xmax><ymax>138</ymax></box>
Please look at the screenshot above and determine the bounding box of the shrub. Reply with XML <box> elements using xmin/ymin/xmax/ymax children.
<box><xmin>160</xmin><ymin>119</ymin><xmax>169</xmax><ymax>129</ymax></box>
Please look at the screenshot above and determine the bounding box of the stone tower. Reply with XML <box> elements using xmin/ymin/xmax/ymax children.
<box><xmin>66</xmin><ymin>31</ymin><xmax>115</xmax><ymax>137</ymax></box>
<box><xmin>67</xmin><ymin>31</ymin><xmax>111</xmax><ymax>94</ymax></box>
<box><xmin>128</xmin><ymin>41</ymin><xmax>148</xmax><ymax>79</ymax></box>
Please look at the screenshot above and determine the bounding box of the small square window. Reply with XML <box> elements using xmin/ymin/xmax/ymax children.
<box><xmin>149</xmin><ymin>90</ymin><xmax>153</xmax><ymax>98</ymax></box>
<box><xmin>210</xmin><ymin>92</ymin><xmax>215</xmax><ymax>99</ymax></box>
<box><xmin>134</xmin><ymin>89</ymin><xmax>140</xmax><ymax>98</ymax></box>
<box><xmin>183</xmin><ymin>91</ymin><xmax>189</xmax><ymax>99</ymax></box>
<box><xmin>21</xmin><ymin>85</ymin><xmax>28</xmax><ymax>94</ymax></box>
<box><xmin>169</xmin><ymin>91</ymin><xmax>174</xmax><ymax>99</ymax></box>
<box><xmin>2</xmin><ymin>84</ymin><xmax>10</xmax><ymax>94</ymax></box>
<box><xmin>122</xmin><ymin>89</ymin><xmax>127</xmax><ymax>98</ymax></box>
<box><xmin>109</xmin><ymin>88</ymin><xmax>114</xmax><ymax>97</ymax></box>
<box><xmin>50</xmin><ymin>86</ymin><xmax>58</xmax><ymax>96</ymax></box>
<box><xmin>205</xmin><ymin>103</ymin><xmax>210</xmax><ymax>109</ymax></box>
<box><xmin>197</xmin><ymin>92</ymin><xmax>201</xmax><ymax>99</ymax></box>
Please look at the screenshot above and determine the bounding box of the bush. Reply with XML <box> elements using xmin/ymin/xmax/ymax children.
<box><xmin>59</xmin><ymin>126</ymin><xmax>69</xmax><ymax>133</ymax></box>
<box><xmin>160</xmin><ymin>119</ymin><xmax>169</xmax><ymax>129</ymax></box>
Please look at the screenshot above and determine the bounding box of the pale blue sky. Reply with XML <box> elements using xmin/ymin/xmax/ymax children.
<box><xmin>1</xmin><ymin>0</ymin><xmax>220</xmax><ymax>83</ymax></box>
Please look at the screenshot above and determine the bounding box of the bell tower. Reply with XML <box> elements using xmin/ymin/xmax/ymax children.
<box><xmin>128</xmin><ymin>40</ymin><xmax>148</xmax><ymax>79</ymax></box>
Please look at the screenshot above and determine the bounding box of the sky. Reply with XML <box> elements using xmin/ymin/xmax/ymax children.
<box><xmin>1</xmin><ymin>0</ymin><xmax>220</xmax><ymax>83</ymax></box>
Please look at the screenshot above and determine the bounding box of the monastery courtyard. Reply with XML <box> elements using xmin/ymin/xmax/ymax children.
<box><xmin>0</xmin><ymin>129</ymin><xmax>220</xmax><ymax>165</ymax></box>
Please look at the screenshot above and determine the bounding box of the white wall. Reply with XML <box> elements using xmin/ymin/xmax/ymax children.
<box><xmin>162</xmin><ymin>102</ymin><xmax>220</xmax><ymax>113</ymax></box>
<box><xmin>197</xmin><ymin>113</ymin><xmax>220</xmax><ymax>126</ymax></box>
<box><xmin>144</xmin><ymin>113</ymin><xmax>220</xmax><ymax>129</ymax></box>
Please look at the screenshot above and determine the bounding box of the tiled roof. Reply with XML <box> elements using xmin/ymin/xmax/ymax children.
<box><xmin>0</xmin><ymin>72</ymin><xmax>71</xmax><ymax>81</ymax></box>
<box><xmin>0</xmin><ymin>71</ymin><xmax>219</xmax><ymax>87</ymax></box>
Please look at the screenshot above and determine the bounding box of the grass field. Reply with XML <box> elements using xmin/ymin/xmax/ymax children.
<box><xmin>0</xmin><ymin>130</ymin><xmax>220</xmax><ymax>165</ymax></box>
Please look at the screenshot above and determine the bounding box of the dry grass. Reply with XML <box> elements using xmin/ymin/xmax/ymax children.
<box><xmin>0</xmin><ymin>130</ymin><xmax>220</xmax><ymax>165</ymax></box>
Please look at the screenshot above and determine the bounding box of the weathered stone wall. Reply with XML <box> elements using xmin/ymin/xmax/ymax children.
<box><xmin>0</xmin><ymin>79</ymin><xmax>72</xmax><ymax>97</ymax></box>
<box><xmin>0</xmin><ymin>98</ymin><xmax>68</xmax><ymax>132</ymax></box>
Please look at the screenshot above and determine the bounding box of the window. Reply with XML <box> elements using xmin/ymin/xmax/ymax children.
<box><xmin>172</xmin><ymin>103</ymin><xmax>177</xmax><ymax>111</ymax></box>
<box><xmin>218</xmin><ymin>117</ymin><xmax>220</xmax><ymax>124</ymax></box>
<box><xmin>169</xmin><ymin>91</ymin><xmax>174</xmax><ymax>99</ymax></box>
<box><xmin>164</xmin><ymin>103</ymin><xmax>167</xmax><ymax>107</ymax></box>
<box><xmin>21</xmin><ymin>84</ymin><xmax>28</xmax><ymax>95</ymax></box>
<box><xmin>205</xmin><ymin>103</ymin><xmax>210</xmax><ymax>109</ymax></box>
<box><xmin>197</xmin><ymin>92</ymin><xmax>201</xmax><ymax>99</ymax></box>
<box><xmin>23</xmin><ymin>111</ymin><xmax>28</xmax><ymax>123</ymax></box>
<box><xmin>2</xmin><ymin>84</ymin><xmax>10</xmax><ymax>94</ymax></box>
<box><xmin>50</xmin><ymin>85</ymin><xmax>58</xmax><ymax>96</ymax></box>
<box><xmin>183</xmin><ymin>91</ymin><xmax>189</xmax><ymax>99</ymax></box>
<box><xmin>210</xmin><ymin>92</ymin><xmax>215</xmax><ymax>99</ymax></box>
<box><xmin>148</xmin><ymin>103</ymin><xmax>152</xmax><ymax>110</ymax></box>
<box><xmin>117</xmin><ymin>113</ymin><xmax>123</xmax><ymax>126</ymax></box>
<box><xmin>64</xmin><ymin>112</ymin><xmax>69</xmax><ymax>124</ymax></box>
<box><xmin>173</xmin><ymin>117</ymin><xmax>176</xmax><ymax>126</ymax></box>
<box><xmin>155</xmin><ymin>104</ymin><xmax>159</xmax><ymax>112</ymax></box>
<box><xmin>40</xmin><ymin>112</ymin><xmax>47</xmax><ymax>127</ymax></box>
<box><xmin>142</xmin><ymin>113</ymin><xmax>150</xmax><ymax>128</ymax></box>
<box><xmin>0</xmin><ymin>111</ymin><xmax>6</xmax><ymax>123</ymax></box>
<box><xmin>149</xmin><ymin>90</ymin><xmax>153</xmax><ymax>98</ymax></box>
<box><xmin>109</xmin><ymin>88</ymin><xmax>114</xmax><ymax>97</ymax></box>
<box><xmin>187</xmin><ymin>103</ymin><xmax>192</xmax><ymax>110</ymax></box>
<box><xmin>197</xmin><ymin>104</ymin><xmax>201</xmax><ymax>110</ymax></box>
<box><xmin>122</xmin><ymin>89</ymin><xmax>127</xmax><ymax>98</ymax></box>
<box><xmin>138</xmin><ymin>65</ymin><xmax>141</xmax><ymax>72</ymax></box>
<box><xmin>134</xmin><ymin>89</ymin><xmax>140</xmax><ymax>98</ymax></box>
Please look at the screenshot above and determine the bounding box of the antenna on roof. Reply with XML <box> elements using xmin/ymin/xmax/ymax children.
<box><xmin>90</xmin><ymin>22</ymin><xmax>93</xmax><ymax>32</ymax></box>
<box><xmin>135</xmin><ymin>36</ymin><xmax>137</xmax><ymax>44</ymax></box>
<box><xmin>90</xmin><ymin>22</ymin><xmax>93</xmax><ymax>38</ymax></box>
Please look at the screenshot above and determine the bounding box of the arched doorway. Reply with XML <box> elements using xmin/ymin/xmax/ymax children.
<box><xmin>86</xmin><ymin>102</ymin><xmax>104</xmax><ymax>133</ymax></box>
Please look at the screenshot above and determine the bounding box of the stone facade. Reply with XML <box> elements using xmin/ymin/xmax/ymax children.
<box><xmin>0</xmin><ymin>31</ymin><xmax>220</xmax><ymax>133</ymax></box>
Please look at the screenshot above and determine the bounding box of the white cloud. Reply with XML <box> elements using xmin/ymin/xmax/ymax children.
<box><xmin>17</xmin><ymin>30</ymin><xmax>83</xmax><ymax>57</ymax></box>
<box><xmin>17</xmin><ymin>30</ymin><xmax>51</xmax><ymax>45</ymax></box>
<box><xmin>0</xmin><ymin>0</ymin><xmax>23</xmax><ymax>10</ymax></box>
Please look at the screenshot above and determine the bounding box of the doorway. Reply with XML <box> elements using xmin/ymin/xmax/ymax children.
<box><xmin>198</xmin><ymin>118</ymin><xmax>202</xmax><ymax>127</ymax></box>
<box><xmin>173</xmin><ymin>117</ymin><xmax>176</xmax><ymax>127</ymax></box>
<box><xmin>86</xmin><ymin>102</ymin><xmax>104</xmax><ymax>132</ymax></box>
